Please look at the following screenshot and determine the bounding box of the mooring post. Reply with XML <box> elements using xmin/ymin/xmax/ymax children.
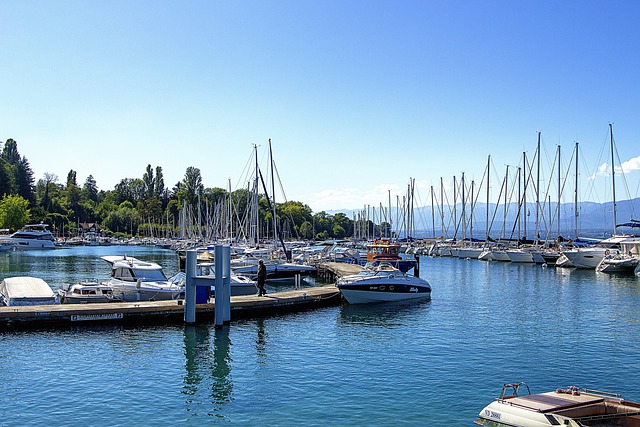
<box><xmin>214</xmin><ymin>245</ymin><xmax>224</xmax><ymax>328</ymax></box>
<box><xmin>184</xmin><ymin>250</ymin><xmax>197</xmax><ymax>324</ymax></box>
<box><xmin>414</xmin><ymin>254</ymin><xmax>420</xmax><ymax>277</ymax></box>
<box><xmin>222</xmin><ymin>245</ymin><xmax>231</xmax><ymax>324</ymax></box>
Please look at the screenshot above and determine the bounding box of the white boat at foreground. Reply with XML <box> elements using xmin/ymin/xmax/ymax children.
<box><xmin>476</xmin><ymin>382</ymin><xmax>640</xmax><ymax>427</ymax></box>
<box><xmin>101</xmin><ymin>255</ymin><xmax>184</xmax><ymax>302</ymax></box>
<box><xmin>336</xmin><ymin>262</ymin><xmax>431</xmax><ymax>304</ymax></box>
<box><xmin>0</xmin><ymin>276</ymin><xmax>56</xmax><ymax>306</ymax></box>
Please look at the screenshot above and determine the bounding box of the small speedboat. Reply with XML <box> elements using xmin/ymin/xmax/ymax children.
<box><xmin>336</xmin><ymin>262</ymin><xmax>431</xmax><ymax>304</ymax></box>
<box><xmin>476</xmin><ymin>382</ymin><xmax>640</xmax><ymax>426</ymax></box>
<box><xmin>58</xmin><ymin>279</ymin><xmax>122</xmax><ymax>304</ymax></box>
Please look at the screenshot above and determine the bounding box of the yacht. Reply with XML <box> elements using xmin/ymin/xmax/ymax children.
<box><xmin>560</xmin><ymin>235</ymin><xmax>628</xmax><ymax>269</ymax></box>
<box><xmin>476</xmin><ymin>382</ymin><xmax>640</xmax><ymax>426</ymax></box>
<box><xmin>194</xmin><ymin>263</ymin><xmax>258</xmax><ymax>296</ymax></box>
<box><xmin>595</xmin><ymin>237</ymin><xmax>640</xmax><ymax>274</ymax></box>
<box><xmin>9</xmin><ymin>224</ymin><xmax>56</xmax><ymax>250</ymax></box>
<box><xmin>336</xmin><ymin>262</ymin><xmax>431</xmax><ymax>304</ymax></box>
<box><xmin>101</xmin><ymin>255</ymin><xmax>184</xmax><ymax>302</ymax></box>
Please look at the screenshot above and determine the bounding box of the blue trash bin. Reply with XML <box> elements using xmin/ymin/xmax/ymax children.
<box><xmin>196</xmin><ymin>285</ymin><xmax>210</xmax><ymax>304</ymax></box>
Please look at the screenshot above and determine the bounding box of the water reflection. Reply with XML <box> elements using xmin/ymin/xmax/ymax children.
<box><xmin>338</xmin><ymin>299</ymin><xmax>431</xmax><ymax>327</ymax></box>
<box><xmin>255</xmin><ymin>319</ymin><xmax>267</xmax><ymax>364</ymax></box>
<box><xmin>182</xmin><ymin>325</ymin><xmax>233</xmax><ymax>417</ymax></box>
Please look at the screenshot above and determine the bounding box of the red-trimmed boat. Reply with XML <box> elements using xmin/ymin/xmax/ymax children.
<box><xmin>366</xmin><ymin>239</ymin><xmax>417</xmax><ymax>273</ymax></box>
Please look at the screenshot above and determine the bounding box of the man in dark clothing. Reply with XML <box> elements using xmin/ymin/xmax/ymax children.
<box><xmin>257</xmin><ymin>260</ymin><xmax>267</xmax><ymax>296</ymax></box>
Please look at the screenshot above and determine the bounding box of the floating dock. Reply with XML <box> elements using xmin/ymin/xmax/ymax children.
<box><xmin>314</xmin><ymin>262</ymin><xmax>364</xmax><ymax>282</ymax></box>
<box><xmin>0</xmin><ymin>284</ymin><xmax>341</xmax><ymax>329</ymax></box>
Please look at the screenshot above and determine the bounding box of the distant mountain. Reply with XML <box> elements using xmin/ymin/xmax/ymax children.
<box><xmin>328</xmin><ymin>197</ymin><xmax>640</xmax><ymax>240</ymax></box>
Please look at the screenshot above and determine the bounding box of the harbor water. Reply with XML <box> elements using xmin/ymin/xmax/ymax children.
<box><xmin>1</xmin><ymin>246</ymin><xmax>640</xmax><ymax>425</ymax></box>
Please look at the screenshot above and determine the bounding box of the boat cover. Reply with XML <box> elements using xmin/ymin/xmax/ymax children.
<box><xmin>0</xmin><ymin>276</ymin><xmax>56</xmax><ymax>305</ymax></box>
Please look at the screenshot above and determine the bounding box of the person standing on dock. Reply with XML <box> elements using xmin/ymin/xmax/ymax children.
<box><xmin>257</xmin><ymin>260</ymin><xmax>267</xmax><ymax>296</ymax></box>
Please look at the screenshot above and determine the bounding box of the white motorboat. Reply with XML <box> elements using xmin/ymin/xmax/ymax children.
<box><xmin>195</xmin><ymin>263</ymin><xmax>257</xmax><ymax>296</ymax></box>
<box><xmin>336</xmin><ymin>262</ymin><xmax>431</xmax><ymax>304</ymax></box>
<box><xmin>232</xmin><ymin>257</ymin><xmax>316</xmax><ymax>280</ymax></box>
<box><xmin>0</xmin><ymin>276</ymin><xmax>56</xmax><ymax>306</ymax></box>
<box><xmin>596</xmin><ymin>237</ymin><xmax>640</xmax><ymax>274</ymax></box>
<box><xmin>560</xmin><ymin>235</ymin><xmax>628</xmax><ymax>269</ymax></box>
<box><xmin>476</xmin><ymin>382</ymin><xmax>640</xmax><ymax>426</ymax></box>
<box><xmin>9</xmin><ymin>224</ymin><xmax>56</xmax><ymax>250</ymax></box>
<box><xmin>101</xmin><ymin>255</ymin><xmax>184</xmax><ymax>302</ymax></box>
<box><xmin>58</xmin><ymin>279</ymin><xmax>121</xmax><ymax>304</ymax></box>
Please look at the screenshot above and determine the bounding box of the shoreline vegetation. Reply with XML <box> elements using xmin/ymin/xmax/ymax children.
<box><xmin>1</xmin><ymin>138</ymin><xmax>636</xmax><ymax>242</ymax></box>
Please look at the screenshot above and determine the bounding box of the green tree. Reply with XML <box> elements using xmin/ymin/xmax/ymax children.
<box><xmin>299</xmin><ymin>221</ymin><xmax>314</xmax><ymax>240</ymax></box>
<box><xmin>83</xmin><ymin>175</ymin><xmax>99</xmax><ymax>203</ymax></box>
<box><xmin>0</xmin><ymin>194</ymin><xmax>31</xmax><ymax>230</ymax></box>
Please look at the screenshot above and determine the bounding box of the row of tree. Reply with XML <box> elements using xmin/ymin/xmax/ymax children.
<box><xmin>0</xmin><ymin>138</ymin><xmax>380</xmax><ymax>241</ymax></box>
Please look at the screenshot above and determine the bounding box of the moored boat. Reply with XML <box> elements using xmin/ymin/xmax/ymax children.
<box><xmin>0</xmin><ymin>276</ymin><xmax>57</xmax><ymax>306</ymax></box>
<box><xmin>101</xmin><ymin>255</ymin><xmax>184</xmax><ymax>302</ymax></box>
<box><xmin>476</xmin><ymin>382</ymin><xmax>640</xmax><ymax>426</ymax></box>
<box><xmin>9</xmin><ymin>224</ymin><xmax>56</xmax><ymax>250</ymax></box>
<box><xmin>58</xmin><ymin>279</ymin><xmax>121</xmax><ymax>304</ymax></box>
<box><xmin>336</xmin><ymin>262</ymin><xmax>431</xmax><ymax>304</ymax></box>
<box><xmin>366</xmin><ymin>239</ymin><xmax>417</xmax><ymax>272</ymax></box>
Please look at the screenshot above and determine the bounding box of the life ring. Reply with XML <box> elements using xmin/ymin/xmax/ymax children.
<box><xmin>605</xmin><ymin>249</ymin><xmax>610</xmax><ymax>256</ymax></box>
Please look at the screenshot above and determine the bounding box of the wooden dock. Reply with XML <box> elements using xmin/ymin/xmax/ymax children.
<box><xmin>314</xmin><ymin>262</ymin><xmax>364</xmax><ymax>282</ymax></box>
<box><xmin>0</xmin><ymin>285</ymin><xmax>342</xmax><ymax>329</ymax></box>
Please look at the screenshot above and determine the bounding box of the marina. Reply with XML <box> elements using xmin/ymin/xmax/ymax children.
<box><xmin>1</xmin><ymin>245</ymin><xmax>640</xmax><ymax>425</ymax></box>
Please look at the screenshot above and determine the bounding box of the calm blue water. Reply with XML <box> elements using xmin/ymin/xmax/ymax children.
<box><xmin>1</xmin><ymin>247</ymin><xmax>640</xmax><ymax>426</ymax></box>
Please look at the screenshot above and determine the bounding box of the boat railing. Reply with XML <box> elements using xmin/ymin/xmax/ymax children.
<box><xmin>499</xmin><ymin>382</ymin><xmax>531</xmax><ymax>401</ymax></box>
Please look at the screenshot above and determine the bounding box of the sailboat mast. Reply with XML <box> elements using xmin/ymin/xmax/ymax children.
<box><xmin>610</xmin><ymin>123</ymin><xmax>617</xmax><ymax>234</ymax></box>
<box><xmin>269</xmin><ymin>139</ymin><xmax>277</xmax><ymax>243</ymax></box>
<box><xmin>486</xmin><ymin>156</ymin><xmax>490</xmax><ymax>242</ymax></box>
<box><xmin>574</xmin><ymin>142</ymin><xmax>579</xmax><ymax>239</ymax></box>
<box><xmin>557</xmin><ymin>145</ymin><xmax>561</xmax><ymax>239</ymax></box>
<box><xmin>535</xmin><ymin>131</ymin><xmax>541</xmax><ymax>242</ymax></box>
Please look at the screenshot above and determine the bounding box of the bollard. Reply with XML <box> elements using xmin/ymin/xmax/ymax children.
<box><xmin>214</xmin><ymin>245</ymin><xmax>224</xmax><ymax>328</ymax></box>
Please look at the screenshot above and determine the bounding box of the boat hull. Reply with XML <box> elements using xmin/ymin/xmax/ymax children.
<box><xmin>338</xmin><ymin>284</ymin><xmax>431</xmax><ymax>304</ymax></box>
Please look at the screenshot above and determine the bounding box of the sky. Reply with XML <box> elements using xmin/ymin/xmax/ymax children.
<box><xmin>2</xmin><ymin>1</ymin><xmax>640</xmax><ymax>213</ymax></box>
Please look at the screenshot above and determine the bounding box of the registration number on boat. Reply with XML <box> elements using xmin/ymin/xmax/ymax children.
<box><xmin>71</xmin><ymin>313</ymin><xmax>124</xmax><ymax>322</ymax></box>
<box><xmin>484</xmin><ymin>409</ymin><xmax>501</xmax><ymax>420</ymax></box>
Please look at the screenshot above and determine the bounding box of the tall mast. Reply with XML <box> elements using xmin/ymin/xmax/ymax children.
<box><xmin>574</xmin><ymin>142</ymin><xmax>579</xmax><ymax>239</ymax></box>
<box><xmin>269</xmin><ymin>139</ymin><xmax>277</xmax><ymax>243</ymax></box>
<box><xmin>610</xmin><ymin>123</ymin><xmax>617</xmax><ymax>234</ymax></box>
<box><xmin>557</xmin><ymin>145</ymin><xmax>561</xmax><ymax>239</ymax></box>
<box><xmin>535</xmin><ymin>131</ymin><xmax>541</xmax><ymax>243</ymax></box>
<box><xmin>486</xmin><ymin>156</ymin><xmax>490</xmax><ymax>242</ymax></box>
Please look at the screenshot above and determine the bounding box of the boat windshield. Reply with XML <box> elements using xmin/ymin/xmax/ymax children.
<box><xmin>135</xmin><ymin>269</ymin><xmax>168</xmax><ymax>282</ymax></box>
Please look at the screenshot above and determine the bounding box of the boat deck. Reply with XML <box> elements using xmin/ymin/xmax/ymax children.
<box><xmin>509</xmin><ymin>392</ymin><xmax>604</xmax><ymax>413</ymax></box>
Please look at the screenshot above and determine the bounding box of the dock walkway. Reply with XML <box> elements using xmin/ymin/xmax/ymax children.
<box><xmin>314</xmin><ymin>262</ymin><xmax>364</xmax><ymax>282</ymax></box>
<box><xmin>0</xmin><ymin>284</ymin><xmax>341</xmax><ymax>329</ymax></box>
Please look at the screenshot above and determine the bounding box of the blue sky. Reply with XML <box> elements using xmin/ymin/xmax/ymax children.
<box><xmin>2</xmin><ymin>1</ymin><xmax>640</xmax><ymax>213</ymax></box>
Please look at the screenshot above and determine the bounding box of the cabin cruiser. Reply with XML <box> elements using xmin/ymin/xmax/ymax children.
<box><xmin>9</xmin><ymin>224</ymin><xmax>56</xmax><ymax>250</ymax></box>
<box><xmin>366</xmin><ymin>239</ymin><xmax>417</xmax><ymax>272</ymax></box>
<box><xmin>101</xmin><ymin>255</ymin><xmax>184</xmax><ymax>302</ymax></box>
<box><xmin>0</xmin><ymin>276</ymin><xmax>56</xmax><ymax>306</ymax></box>
<box><xmin>476</xmin><ymin>382</ymin><xmax>640</xmax><ymax>426</ymax></box>
<box><xmin>194</xmin><ymin>262</ymin><xmax>257</xmax><ymax>296</ymax></box>
<box><xmin>596</xmin><ymin>237</ymin><xmax>640</xmax><ymax>274</ymax></box>
<box><xmin>336</xmin><ymin>262</ymin><xmax>431</xmax><ymax>304</ymax></box>
<box><xmin>58</xmin><ymin>279</ymin><xmax>121</xmax><ymax>304</ymax></box>
<box><xmin>560</xmin><ymin>235</ymin><xmax>628</xmax><ymax>269</ymax></box>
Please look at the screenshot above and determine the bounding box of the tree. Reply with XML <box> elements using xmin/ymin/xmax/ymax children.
<box><xmin>0</xmin><ymin>194</ymin><xmax>30</xmax><ymax>230</ymax></box>
<box><xmin>299</xmin><ymin>221</ymin><xmax>314</xmax><ymax>240</ymax></box>
<box><xmin>177</xmin><ymin>167</ymin><xmax>204</xmax><ymax>208</ymax></box>
<box><xmin>83</xmin><ymin>175</ymin><xmax>99</xmax><ymax>203</ymax></box>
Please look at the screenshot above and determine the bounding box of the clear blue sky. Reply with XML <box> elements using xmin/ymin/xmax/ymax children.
<box><xmin>2</xmin><ymin>1</ymin><xmax>639</xmax><ymax>213</ymax></box>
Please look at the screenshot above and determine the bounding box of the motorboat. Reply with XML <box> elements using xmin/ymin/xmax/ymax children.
<box><xmin>336</xmin><ymin>262</ymin><xmax>431</xmax><ymax>304</ymax></box>
<box><xmin>195</xmin><ymin>262</ymin><xmax>257</xmax><ymax>296</ymax></box>
<box><xmin>596</xmin><ymin>237</ymin><xmax>640</xmax><ymax>274</ymax></box>
<box><xmin>0</xmin><ymin>276</ymin><xmax>56</xmax><ymax>306</ymax></box>
<box><xmin>58</xmin><ymin>279</ymin><xmax>121</xmax><ymax>304</ymax></box>
<box><xmin>476</xmin><ymin>382</ymin><xmax>640</xmax><ymax>426</ymax></box>
<box><xmin>366</xmin><ymin>239</ymin><xmax>417</xmax><ymax>272</ymax></box>
<box><xmin>0</xmin><ymin>229</ymin><xmax>17</xmax><ymax>252</ymax></box>
<box><xmin>231</xmin><ymin>257</ymin><xmax>316</xmax><ymax>280</ymax></box>
<box><xmin>9</xmin><ymin>224</ymin><xmax>56</xmax><ymax>250</ymax></box>
<box><xmin>101</xmin><ymin>255</ymin><xmax>184</xmax><ymax>302</ymax></box>
<box><xmin>560</xmin><ymin>235</ymin><xmax>628</xmax><ymax>269</ymax></box>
